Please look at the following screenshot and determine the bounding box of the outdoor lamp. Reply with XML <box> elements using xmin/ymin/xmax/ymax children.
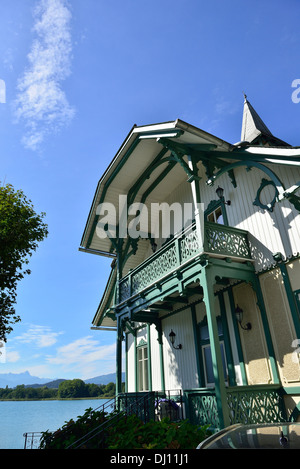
<box><xmin>216</xmin><ymin>186</ymin><xmax>231</xmax><ymax>205</ymax></box>
<box><xmin>151</xmin><ymin>242</ymin><xmax>157</xmax><ymax>253</ymax></box>
<box><xmin>149</xmin><ymin>238</ymin><xmax>157</xmax><ymax>253</ymax></box>
<box><xmin>169</xmin><ymin>330</ymin><xmax>182</xmax><ymax>349</ymax></box>
<box><xmin>235</xmin><ymin>305</ymin><xmax>251</xmax><ymax>330</ymax></box>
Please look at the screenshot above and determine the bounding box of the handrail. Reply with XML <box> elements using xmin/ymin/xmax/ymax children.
<box><xmin>24</xmin><ymin>395</ymin><xmax>117</xmax><ymax>449</ymax></box>
<box><xmin>119</xmin><ymin>221</ymin><xmax>252</xmax><ymax>302</ymax></box>
<box><xmin>66</xmin><ymin>391</ymin><xmax>157</xmax><ymax>449</ymax></box>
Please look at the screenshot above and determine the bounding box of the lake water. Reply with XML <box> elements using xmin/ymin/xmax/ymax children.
<box><xmin>0</xmin><ymin>399</ymin><xmax>110</xmax><ymax>449</ymax></box>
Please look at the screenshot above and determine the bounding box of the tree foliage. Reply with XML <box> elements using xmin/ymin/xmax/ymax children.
<box><xmin>0</xmin><ymin>183</ymin><xmax>48</xmax><ymax>341</ymax></box>
<box><xmin>40</xmin><ymin>411</ymin><xmax>212</xmax><ymax>449</ymax></box>
<box><xmin>0</xmin><ymin>380</ymin><xmax>121</xmax><ymax>400</ymax></box>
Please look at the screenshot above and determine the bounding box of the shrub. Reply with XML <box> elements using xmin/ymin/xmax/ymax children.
<box><xmin>39</xmin><ymin>408</ymin><xmax>211</xmax><ymax>449</ymax></box>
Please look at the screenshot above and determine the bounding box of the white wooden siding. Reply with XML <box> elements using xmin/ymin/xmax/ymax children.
<box><xmin>197</xmin><ymin>162</ymin><xmax>300</xmax><ymax>271</ymax></box>
<box><xmin>161</xmin><ymin>310</ymin><xmax>199</xmax><ymax>391</ymax></box>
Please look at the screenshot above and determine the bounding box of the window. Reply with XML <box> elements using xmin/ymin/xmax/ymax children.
<box><xmin>137</xmin><ymin>345</ymin><xmax>149</xmax><ymax>391</ymax></box>
<box><xmin>205</xmin><ymin>199</ymin><xmax>228</xmax><ymax>225</ymax></box>
<box><xmin>199</xmin><ymin>318</ymin><xmax>228</xmax><ymax>387</ymax></box>
<box><xmin>207</xmin><ymin>206</ymin><xmax>224</xmax><ymax>224</ymax></box>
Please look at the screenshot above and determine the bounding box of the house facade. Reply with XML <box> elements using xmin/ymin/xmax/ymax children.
<box><xmin>80</xmin><ymin>96</ymin><xmax>300</xmax><ymax>429</ymax></box>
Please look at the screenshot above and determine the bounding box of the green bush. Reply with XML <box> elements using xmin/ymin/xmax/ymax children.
<box><xmin>39</xmin><ymin>408</ymin><xmax>211</xmax><ymax>449</ymax></box>
<box><xmin>106</xmin><ymin>414</ymin><xmax>211</xmax><ymax>449</ymax></box>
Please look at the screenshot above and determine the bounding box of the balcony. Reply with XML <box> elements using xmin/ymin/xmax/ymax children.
<box><xmin>119</xmin><ymin>221</ymin><xmax>252</xmax><ymax>304</ymax></box>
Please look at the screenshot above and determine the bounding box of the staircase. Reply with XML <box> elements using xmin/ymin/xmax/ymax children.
<box><xmin>24</xmin><ymin>391</ymin><xmax>182</xmax><ymax>449</ymax></box>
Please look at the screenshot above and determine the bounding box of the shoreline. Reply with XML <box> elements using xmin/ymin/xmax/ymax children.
<box><xmin>0</xmin><ymin>396</ymin><xmax>113</xmax><ymax>402</ymax></box>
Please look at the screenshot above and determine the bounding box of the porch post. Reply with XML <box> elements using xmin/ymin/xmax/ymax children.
<box><xmin>116</xmin><ymin>316</ymin><xmax>122</xmax><ymax>396</ymax></box>
<box><xmin>187</xmin><ymin>154</ymin><xmax>204</xmax><ymax>250</ymax></box>
<box><xmin>200</xmin><ymin>264</ymin><xmax>231</xmax><ymax>429</ymax></box>
<box><xmin>250</xmin><ymin>275</ymin><xmax>280</xmax><ymax>384</ymax></box>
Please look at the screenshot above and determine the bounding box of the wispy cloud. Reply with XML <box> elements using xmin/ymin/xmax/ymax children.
<box><xmin>14</xmin><ymin>324</ymin><xmax>63</xmax><ymax>348</ymax></box>
<box><xmin>47</xmin><ymin>336</ymin><xmax>116</xmax><ymax>378</ymax></box>
<box><xmin>13</xmin><ymin>0</ymin><xmax>75</xmax><ymax>150</ymax></box>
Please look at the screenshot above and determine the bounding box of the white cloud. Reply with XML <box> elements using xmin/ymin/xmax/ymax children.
<box><xmin>14</xmin><ymin>324</ymin><xmax>63</xmax><ymax>348</ymax></box>
<box><xmin>13</xmin><ymin>0</ymin><xmax>75</xmax><ymax>150</ymax></box>
<box><xmin>47</xmin><ymin>336</ymin><xmax>116</xmax><ymax>379</ymax></box>
<box><xmin>6</xmin><ymin>350</ymin><xmax>21</xmax><ymax>363</ymax></box>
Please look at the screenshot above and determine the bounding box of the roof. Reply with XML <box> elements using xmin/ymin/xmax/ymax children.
<box><xmin>240</xmin><ymin>94</ymin><xmax>290</xmax><ymax>146</ymax></box>
<box><xmin>82</xmin><ymin>101</ymin><xmax>300</xmax><ymax>327</ymax></box>
<box><xmin>80</xmin><ymin>119</ymin><xmax>233</xmax><ymax>260</ymax></box>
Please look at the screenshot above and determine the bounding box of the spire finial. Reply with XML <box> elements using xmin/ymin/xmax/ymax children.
<box><xmin>243</xmin><ymin>92</ymin><xmax>247</xmax><ymax>102</ymax></box>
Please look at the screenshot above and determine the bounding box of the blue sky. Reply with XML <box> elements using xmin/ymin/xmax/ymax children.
<box><xmin>0</xmin><ymin>0</ymin><xmax>299</xmax><ymax>381</ymax></box>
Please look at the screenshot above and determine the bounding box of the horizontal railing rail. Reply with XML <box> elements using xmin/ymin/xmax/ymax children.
<box><xmin>24</xmin><ymin>395</ymin><xmax>117</xmax><ymax>449</ymax></box>
<box><xmin>24</xmin><ymin>390</ymin><xmax>184</xmax><ymax>449</ymax></box>
<box><xmin>119</xmin><ymin>221</ymin><xmax>252</xmax><ymax>302</ymax></box>
<box><xmin>23</xmin><ymin>432</ymin><xmax>44</xmax><ymax>449</ymax></box>
<box><xmin>185</xmin><ymin>384</ymin><xmax>287</xmax><ymax>431</ymax></box>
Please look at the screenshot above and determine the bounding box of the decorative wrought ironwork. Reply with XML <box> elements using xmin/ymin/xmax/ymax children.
<box><xmin>226</xmin><ymin>387</ymin><xmax>286</xmax><ymax>425</ymax></box>
<box><xmin>23</xmin><ymin>432</ymin><xmax>43</xmax><ymax>449</ymax></box>
<box><xmin>119</xmin><ymin>277</ymin><xmax>130</xmax><ymax>302</ymax></box>
<box><xmin>119</xmin><ymin>221</ymin><xmax>252</xmax><ymax>302</ymax></box>
<box><xmin>204</xmin><ymin>222</ymin><xmax>251</xmax><ymax>259</ymax></box>
<box><xmin>186</xmin><ymin>390</ymin><xmax>220</xmax><ymax>429</ymax></box>
<box><xmin>185</xmin><ymin>385</ymin><xmax>287</xmax><ymax>431</ymax></box>
<box><xmin>130</xmin><ymin>244</ymin><xmax>178</xmax><ymax>297</ymax></box>
<box><xmin>180</xmin><ymin>226</ymin><xmax>200</xmax><ymax>262</ymax></box>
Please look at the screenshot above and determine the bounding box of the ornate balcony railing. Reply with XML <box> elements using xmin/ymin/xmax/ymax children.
<box><xmin>184</xmin><ymin>385</ymin><xmax>287</xmax><ymax>431</ymax></box>
<box><xmin>119</xmin><ymin>221</ymin><xmax>251</xmax><ymax>303</ymax></box>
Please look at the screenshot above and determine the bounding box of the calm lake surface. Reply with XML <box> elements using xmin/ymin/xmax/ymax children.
<box><xmin>0</xmin><ymin>398</ymin><xmax>110</xmax><ymax>449</ymax></box>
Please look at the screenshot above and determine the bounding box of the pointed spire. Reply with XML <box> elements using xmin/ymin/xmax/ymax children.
<box><xmin>241</xmin><ymin>94</ymin><xmax>273</xmax><ymax>143</ymax></box>
<box><xmin>240</xmin><ymin>94</ymin><xmax>290</xmax><ymax>146</ymax></box>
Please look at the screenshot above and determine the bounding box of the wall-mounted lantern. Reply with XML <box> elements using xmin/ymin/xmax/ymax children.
<box><xmin>169</xmin><ymin>329</ymin><xmax>182</xmax><ymax>349</ymax></box>
<box><xmin>216</xmin><ymin>186</ymin><xmax>231</xmax><ymax>205</ymax></box>
<box><xmin>235</xmin><ymin>305</ymin><xmax>251</xmax><ymax>331</ymax></box>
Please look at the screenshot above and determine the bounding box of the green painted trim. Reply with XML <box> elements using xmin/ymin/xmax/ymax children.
<box><xmin>253</xmin><ymin>178</ymin><xmax>278</xmax><ymax>212</ymax></box>
<box><xmin>207</xmin><ymin>160</ymin><xmax>286</xmax><ymax>197</ymax></box>
<box><xmin>86</xmin><ymin>137</ymin><xmax>140</xmax><ymax>249</ymax></box>
<box><xmin>276</xmin><ymin>262</ymin><xmax>300</xmax><ymax>338</ymax></box>
<box><xmin>199</xmin><ymin>265</ymin><xmax>231</xmax><ymax>428</ymax></box>
<box><xmin>251</xmin><ymin>276</ymin><xmax>280</xmax><ymax>384</ymax></box>
<box><xmin>147</xmin><ymin>324</ymin><xmax>152</xmax><ymax>391</ymax></box>
<box><xmin>282</xmin><ymin>386</ymin><xmax>300</xmax><ymax>394</ymax></box>
<box><xmin>191</xmin><ymin>304</ymin><xmax>202</xmax><ymax>388</ymax></box>
<box><xmin>127</xmin><ymin>148</ymin><xmax>169</xmax><ymax>205</ymax></box>
<box><xmin>205</xmin><ymin>198</ymin><xmax>229</xmax><ymax>226</ymax></box>
<box><xmin>116</xmin><ymin>316</ymin><xmax>123</xmax><ymax>395</ymax></box>
<box><xmin>227</xmin><ymin>287</ymin><xmax>248</xmax><ymax>385</ymax></box>
<box><xmin>289</xmin><ymin>402</ymin><xmax>300</xmax><ymax>422</ymax></box>
<box><xmin>218</xmin><ymin>292</ymin><xmax>236</xmax><ymax>386</ymax></box>
<box><xmin>155</xmin><ymin>321</ymin><xmax>165</xmax><ymax>393</ymax></box>
<box><xmin>134</xmin><ymin>334</ymin><xmax>137</xmax><ymax>392</ymax></box>
<box><xmin>205</xmin><ymin>148</ymin><xmax>300</xmax><ymax>163</ymax></box>
<box><xmin>125</xmin><ymin>333</ymin><xmax>128</xmax><ymax>393</ymax></box>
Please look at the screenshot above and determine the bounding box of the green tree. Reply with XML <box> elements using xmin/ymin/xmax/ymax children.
<box><xmin>58</xmin><ymin>379</ymin><xmax>86</xmax><ymax>398</ymax></box>
<box><xmin>0</xmin><ymin>183</ymin><xmax>48</xmax><ymax>341</ymax></box>
<box><xmin>87</xmin><ymin>383</ymin><xmax>101</xmax><ymax>397</ymax></box>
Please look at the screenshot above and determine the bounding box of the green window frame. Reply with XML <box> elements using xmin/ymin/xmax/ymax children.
<box><xmin>137</xmin><ymin>339</ymin><xmax>149</xmax><ymax>391</ymax></box>
<box><xmin>205</xmin><ymin>199</ymin><xmax>229</xmax><ymax>226</ymax></box>
<box><xmin>294</xmin><ymin>289</ymin><xmax>300</xmax><ymax>313</ymax></box>
<box><xmin>198</xmin><ymin>316</ymin><xmax>228</xmax><ymax>387</ymax></box>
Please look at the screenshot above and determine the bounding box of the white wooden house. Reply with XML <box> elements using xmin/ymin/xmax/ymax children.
<box><xmin>80</xmin><ymin>96</ymin><xmax>300</xmax><ymax>429</ymax></box>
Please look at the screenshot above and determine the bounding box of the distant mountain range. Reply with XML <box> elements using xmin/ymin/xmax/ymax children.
<box><xmin>0</xmin><ymin>371</ymin><xmax>125</xmax><ymax>389</ymax></box>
